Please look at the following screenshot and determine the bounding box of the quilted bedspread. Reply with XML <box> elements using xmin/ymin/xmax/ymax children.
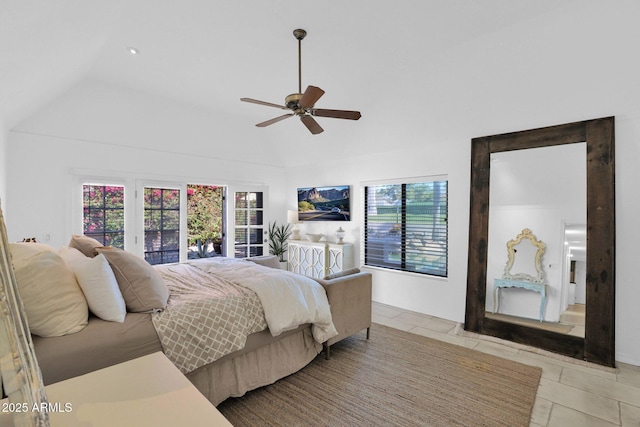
<box><xmin>152</xmin><ymin>258</ymin><xmax>337</xmax><ymax>374</ymax></box>
<box><xmin>152</xmin><ymin>262</ymin><xmax>267</xmax><ymax>374</ymax></box>
<box><xmin>195</xmin><ymin>257</ymin><xmax>338</xmax><ymax>343</ymax></box>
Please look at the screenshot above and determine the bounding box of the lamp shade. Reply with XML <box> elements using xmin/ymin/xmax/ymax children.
<box><xmin>287</xmin><ymin>210</ymin><xmax>299</xmax><ymax>224</ymax></box>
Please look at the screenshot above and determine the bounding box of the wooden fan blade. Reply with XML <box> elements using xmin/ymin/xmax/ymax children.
<box><xmin>312</xmin><ymin>109</ymin><xmax>362</xmax><ymax>120</ymax></box>
<box><xmin>300</xmin><ymin>115</ymin><xmax>324</xmax><ymax>134</ymax></box>
<box><xmin>256</xmin><ymin>114</ymin><xmax>294</xmax><ymax>127</ymax></box>
<box><xmin>299</xmin><ymin>86</ymin><xmax>325</xmax><ymax>109</ymax></box>
<box><xmin>241</xmin><ymin>98</ymin><xmax>288</xmax><ymax>110</ymax></box>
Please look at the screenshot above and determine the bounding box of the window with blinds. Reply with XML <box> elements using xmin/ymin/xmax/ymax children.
<box><xmin>364</xmin><ymin>180</ymin><xmax>448</xmax><ymax>277</ymax></box>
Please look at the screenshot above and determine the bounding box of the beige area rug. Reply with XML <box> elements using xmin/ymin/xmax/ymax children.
<box><xmin>217</xmin><ymin>323</ymin><xmax>542</xmax><ymax>427</ymax></box>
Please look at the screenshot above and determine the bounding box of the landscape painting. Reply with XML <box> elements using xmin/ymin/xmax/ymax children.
<box><xmin>297</xmin><ymin>185</ymin><xmax>350</xmax><ymax>221</ymax></box>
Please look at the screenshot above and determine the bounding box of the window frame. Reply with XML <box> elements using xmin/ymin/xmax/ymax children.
<box><xmin>72</xmin><ymin>175</ymin><xmax>133</xmax><ymax>251</ymax></box>
<box><xmin>186</xmin><ymin>184</ymin><xmax>226</xmax><ymax>259</ymax></box>
<box><xmin>81</xmin><ymin>183</ymin><xmax>126</xmax><ymax>249</ymax></box>
<box><xmin>136</xmin><ymin>180</ymin><xmax>188</xmax><ymax>263</ymax></box>
<box><xmin>228</xmin><ymin>185</ymin><xmax>269</xmax><ymax>259</ymax></box>
<box><xmin>74</xmin><ymin>175</ymin><xmax>268</xmax><ymax>265</ymax></box>
<box><xmin>362</xmin><ymin>176</ymin><xmax>448</xmax><ymax>278</ymax></box>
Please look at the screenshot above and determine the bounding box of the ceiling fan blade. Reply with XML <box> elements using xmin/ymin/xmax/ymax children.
<box><xmin>299</xmin><ymin>86</ymin><xmax>325</xmax><ymax>108</ymax></box>
<box><xmin>300</xmin><ymin>115</ymin><xmax>324</xmax><ymax>134</ymax></box>
<box><xmin>312</xmin><ymin>109</ymin><xmax>362</xmax><ymax>120</ymax></box>
<box><xmin>256</xmin><ymin>114</ymin><xmax>294</xmax><ymax>127</ymax></box>
<box><xmin>241</xmin><ymin>98</ymin><xmax>288</xmax><ymax>110</ymax></box>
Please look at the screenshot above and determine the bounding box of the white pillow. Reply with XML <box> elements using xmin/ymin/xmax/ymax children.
<box><xmin>10</xmin><ymin>243</ymin><xmax>88</xmax><ymax>337</ymax></box>
<box><xmin>67</xmin><ymin>253</ymin><xmax>127</xmax><ymax>323</ymax></box>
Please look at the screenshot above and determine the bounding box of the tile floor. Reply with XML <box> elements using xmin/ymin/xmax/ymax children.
<box><xmin>372</xmin><ymin>302</ymin><xmax>640</xmax><ymax>427</ymax></box>
<box><xmin>560</xmin><ymin>304</ymin><xmax>586</xmax><ymax>338</ymax></box>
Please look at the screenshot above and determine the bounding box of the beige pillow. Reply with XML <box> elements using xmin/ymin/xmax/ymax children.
<box><xmin>59</xmin><ymin>246</ymin><xmax>88</xmax><ymax>264</ymax></box>
<box><xmin>10</xmin><ymin>243</ymin><xmax>89</xmax><ymax>337</ymax></box>
<box><xmin>246</xmin><ymin>255</ymin><xmax>281</xmax><ymax>270</ymax></box>
<box><xmin>95</xmin><ymin>247</ymin><xmax>169</xmax><ymax>313</ymax></box>
<box><xmin>69</xmin><ymin>234</ymin><xmax>102</xmax><ymax>257</ymax></box>
<box><xmin>323</xmin><ymin>268</ymin><xmax>361</xmax><ymax>280</ymax></box>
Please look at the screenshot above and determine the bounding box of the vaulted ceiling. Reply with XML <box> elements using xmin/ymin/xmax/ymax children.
<box><xmin>3</xmin><ymin>0</ymin><xmax>634</xmax><ymax>167</ymax></box>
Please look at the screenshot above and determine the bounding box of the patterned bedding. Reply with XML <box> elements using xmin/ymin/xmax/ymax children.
<box><xmin>152</xmin><ymin>261</ymin><xmax>267</xmax><ymax>373</ymax></box>
<box><xmin>152</xmin><ymin>258</ymin><xmax>336</xmax><ymax>374</ymax></box>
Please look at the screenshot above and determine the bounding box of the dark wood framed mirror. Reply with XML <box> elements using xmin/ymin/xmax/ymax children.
<box><xmin>464</xmin><ymin>117</ymin><xmax>615</xmax><ymax>367</ymax></box>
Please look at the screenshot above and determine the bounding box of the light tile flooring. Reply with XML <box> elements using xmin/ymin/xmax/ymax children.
<box><xmin>560</xmin><ymin>304</ymin><xmax>586</xmax><ymax>337</ymax></box>
<box><xmin>372</xmin><ymin>302</ymin><xmax>640</xmax><ymax>427</ymax></box>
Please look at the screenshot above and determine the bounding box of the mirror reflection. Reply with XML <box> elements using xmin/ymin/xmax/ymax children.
<box><xmin>504</xmin><ymin>228</ymin><xmax>545</xmax><ymax>282</ymax></box>
<box><xmin>486</xmin><ymin>143</ymin><xmax>586</xmax><ymax>337</ymax></box>
<box><xmin>560</xmin><ymin>223</ymin><xmax>586</xmax><ymax>337</ymax></box>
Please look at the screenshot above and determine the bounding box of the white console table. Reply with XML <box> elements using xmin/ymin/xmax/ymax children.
<box><xmin>493</xmin><ymin>278</ymin><xmax>547</xmax><ymax>322</ymax></box>
<box><xmin>0</xmin><ymin>352</ymin><xmax>231</xmax><ymax>427</ymax></box>
<box><xmin>288</xmin><ymin>240</ymin><xmax>353</xmax><ymax>278</ymax></box>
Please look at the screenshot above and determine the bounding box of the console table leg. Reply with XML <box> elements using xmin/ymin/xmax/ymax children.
<box><xmin>539</xmin><ymin>290</ymin><xmax>546</xmax><ymax>322</ymax></box>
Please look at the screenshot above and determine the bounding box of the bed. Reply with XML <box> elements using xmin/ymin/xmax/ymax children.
<box><xmin>12</xmin><ymin>236</ymin><xmax>371</xmax><ymax>406</ymax></box>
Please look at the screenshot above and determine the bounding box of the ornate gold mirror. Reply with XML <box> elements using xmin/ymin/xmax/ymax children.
<box><xmin>503</xmin><ymin>229</ymin><xmax>546</xmax><ymax>283</ymax></box>
<box><xmin>465</xmin><ymin>117</ymin><xmax>615</xmax><ymax>367</ymax></box>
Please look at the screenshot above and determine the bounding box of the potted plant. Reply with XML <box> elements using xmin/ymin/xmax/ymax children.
<box><xmin>268</xmin><ymin>221</ymin><xmax>292</xmax><ymax>269</ymax></box>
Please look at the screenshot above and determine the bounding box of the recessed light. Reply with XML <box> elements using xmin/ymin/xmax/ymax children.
<box><xmin>126</xmin><ymin>47</ymin><xmax>139</xmax><ymax>55</ymax></box>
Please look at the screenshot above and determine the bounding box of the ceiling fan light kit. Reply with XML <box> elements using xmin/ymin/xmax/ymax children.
<box><xmin>241</xmin><ymin>29</ymin><xmax>361</xmax><ymax>135</ymax></box>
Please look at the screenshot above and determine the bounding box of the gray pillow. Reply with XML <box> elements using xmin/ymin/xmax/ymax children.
<box><xmin>246</xmin><ymin>255</ymin><xmax>281</xmax><ymax>270</ymax></box>
<box><xmin>95</xmin><ymin>247</ymin><xmax>169</xmax><ymax>313</ymax></box>
<box><xmin>323</xmin><ymin>268</ymin><xmax>361</xmax><ymax>280</ymax></box>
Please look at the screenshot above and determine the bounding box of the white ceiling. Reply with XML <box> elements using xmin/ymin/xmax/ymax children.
<box><xmin>1</xmin><ymin>0</ymin><xmax>574</xmax><ymax>134</ymax></box>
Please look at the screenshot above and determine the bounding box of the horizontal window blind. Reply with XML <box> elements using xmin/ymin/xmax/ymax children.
<box><xmin>364</xmin><ymin>180</ymin><xmax>448</xmax><ymax>277</ymax></box>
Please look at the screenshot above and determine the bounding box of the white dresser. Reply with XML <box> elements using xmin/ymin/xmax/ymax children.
<box><xmin>288</xmin><ymin>240</ymin><xmax>354</xmax><ymax>278</ymax></box>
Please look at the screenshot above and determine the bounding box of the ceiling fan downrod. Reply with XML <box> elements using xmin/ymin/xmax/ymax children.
<box><xmin>293</xmin><ymin>29</ymin><xmax>306</xmax><ymax>95</ymax></box>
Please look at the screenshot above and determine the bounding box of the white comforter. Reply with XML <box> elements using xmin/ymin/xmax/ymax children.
<box><xmin>191</xmin><ymin>258</ymin><xmax>338</xmax><ymax>343</ymax></box>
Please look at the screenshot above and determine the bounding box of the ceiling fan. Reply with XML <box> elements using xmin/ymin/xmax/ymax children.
<box><xmin>240</xmin><ymin>29</ymin><xmax>361</xmax><ymax>135</ymax></box>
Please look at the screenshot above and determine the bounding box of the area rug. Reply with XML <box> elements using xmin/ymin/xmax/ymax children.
<box><xmin>217</xmin><ymin>323</ymin><xmax>542</xmax><ymax>427</ymax></box>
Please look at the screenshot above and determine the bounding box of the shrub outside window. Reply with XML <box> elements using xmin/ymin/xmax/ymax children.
<box><xmin>144</xmin><ymin>187</ymin><xmax>180</xmax><ymax>265</ymax></box>
<box><xmin>82</xmin><ymin>184</ymin><xmax>125</xmax><ymax>249</ymax></box>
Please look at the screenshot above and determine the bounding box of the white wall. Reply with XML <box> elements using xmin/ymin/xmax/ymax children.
<box><xmin>6</xmin><ymin>80</ymin><xmax>288</xmax><ymax>251</ymax></box>
<box><xmin>5</xmin><ymin>2</ymin><xmax>640</xmax><ymax>366</ymax></box>
<box><xmin>284</xmin><ymin>113</ymin><xmax>640</xmax><ymax>366</ymax></box>
<box><xmin>573</xmin><ymin>261</ymin><xmax>586</xmax><ymax>305</ymax></box>
<box><xmin>284</xmin><ymin>3</ymin><xmax>640</xmax><ymax>365</ymax></box>
<box><xmin>286</xmin><ymin>140</ymin><xmax>469</xmax><ymax>323</ymax></box>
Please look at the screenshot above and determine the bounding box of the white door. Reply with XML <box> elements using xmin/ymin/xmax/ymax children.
<box><xmin>232</xmin><ymin>189</ymin><xmax>267</xmax><ymax>258</ymax></box>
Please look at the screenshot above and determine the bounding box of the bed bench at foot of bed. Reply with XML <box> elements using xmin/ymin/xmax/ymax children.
<box><xmin>314</xmin><ymin>268</ymin><xmax>373</xmax><ymax>359</ymax></box>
